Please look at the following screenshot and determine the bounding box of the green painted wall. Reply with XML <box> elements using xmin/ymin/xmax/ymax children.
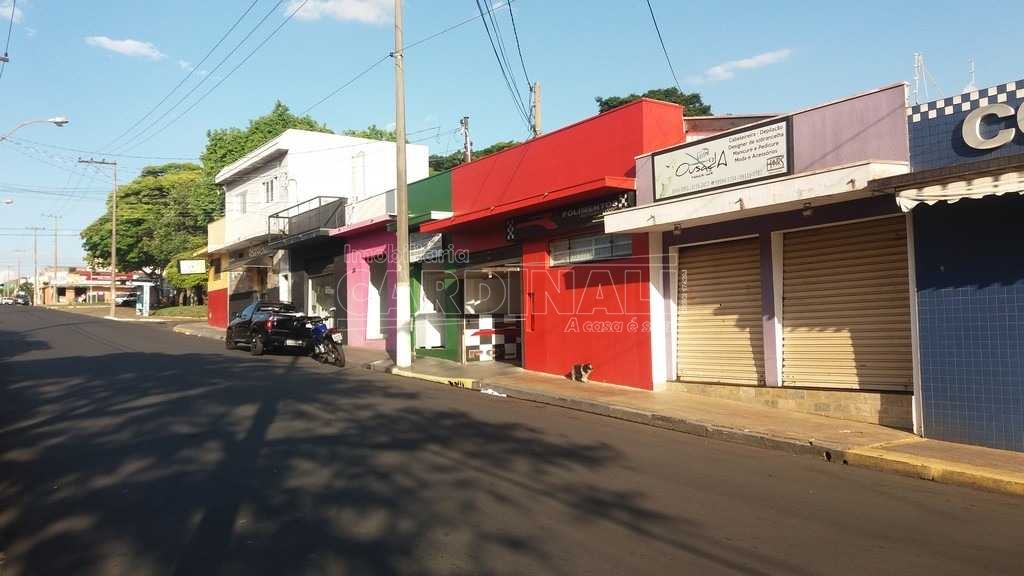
<box><xmin>411</xmin><ymin>262</ymin><xmax>461</xmax><ymax>362</ymax></box>
<box><xmin>409</xmin><ymin>171</ymin><xmax>452</xmax><ymax>226</ymax></box>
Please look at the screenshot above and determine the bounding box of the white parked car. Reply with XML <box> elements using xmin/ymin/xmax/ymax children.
<box><xmin>0</xmin><ymin>296</ymin><xmax>15</xmax><ymax>305</ymax></box>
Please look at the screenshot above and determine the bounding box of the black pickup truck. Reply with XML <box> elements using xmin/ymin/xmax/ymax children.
<box><xmin>225</xmin><ymin>301</ymin><xmax>311</xmax><ymax>355</ymax></box>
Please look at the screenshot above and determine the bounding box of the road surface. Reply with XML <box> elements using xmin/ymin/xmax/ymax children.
<box><xmin>1</xmin><ymin>307</ymin><xmax>1022</xmax><ymax>575</ymax></box>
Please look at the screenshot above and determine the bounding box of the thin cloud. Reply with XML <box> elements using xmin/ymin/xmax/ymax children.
<box><xmin>84</xmin><ymin>36</ymin><xmax>165</xmax><ymax>60</ymax></box>
<box><xmin>178</xmin><ymin>59</ymin><xmax>209</xmax><ymax>76</ymax></box>
<box><xmin>689</xmin><ymin>48</ymin><xmax>793</xmax><ymax>84</ymax></box>
<box><xmin>1</xmin><ymin>0</ymin><xmax>24</xmax><ymax>24</ymax></box>
<box><xmin>288</xmin><ymin>0</ymin><xmax>392</xmax><ymax>24</ymax></box>
<box><xmin>24</xmin><ymin>27</ymin><xmax>36</xmax><ymax>38</ymax></box>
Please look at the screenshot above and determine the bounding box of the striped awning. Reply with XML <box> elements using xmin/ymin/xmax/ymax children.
<box><xmin>896</xmin><ymin>170</ymin><xmax>1024</xmax><ymax>211</ymax></box>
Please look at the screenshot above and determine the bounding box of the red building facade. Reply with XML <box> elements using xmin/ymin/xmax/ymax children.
<box><xmin>421</xmin><ymin>99</ymin><xmax>684</xmax><ymax>389</ymax></box>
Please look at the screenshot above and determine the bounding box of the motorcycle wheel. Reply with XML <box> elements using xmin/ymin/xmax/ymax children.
<box><xmin>327</xmin><ymin>341</ymin><xmax>346</xmax><ymax>367</ymax></box>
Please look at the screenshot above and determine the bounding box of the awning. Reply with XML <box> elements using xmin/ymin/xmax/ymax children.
<box><xmin>420</xmin><ymin>176</ymin><xmax>635</xmax><ymax>232</ymax></box>
<box><xmin>225</xmin><ymin>254</ymin><xmax>273</xmax><ymax>271</ymax></box>
<box><xmin>894</xmin><ymin>170</ymin><xmax>1024</xmax><ymax>211</ymax></box>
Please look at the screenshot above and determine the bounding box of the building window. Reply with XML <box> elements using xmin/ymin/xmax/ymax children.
<box><xmin>550</xmin><ymin>233</ymin><xmax>633</xmax><ymax>266</ymax></box>
<box><xmin>238</xmin><ymin>190</ymin><xmax>248</xmax><ymax>215</ymax></box>
<box><xmin>263</xmin><ymin>178</ymin><xmax>276</xmax><ymax>203</ymax></box>
<box><xmin>211</xmin><ymin>257</ymin><xmax>222</xmax><ymax>281</ymax></box>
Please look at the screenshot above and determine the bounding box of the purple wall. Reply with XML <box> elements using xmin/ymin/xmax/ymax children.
<box><xmin>792</xmin><ymin>84</ymin><xmax>909</xmax><ymax>173</ymax></box>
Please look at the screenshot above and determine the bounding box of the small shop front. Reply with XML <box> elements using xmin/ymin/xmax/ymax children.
<box><xmin>606</xmin><ymin>83</ymin><xmax>919</xmax><ymax>426</ymax></box>
<box><xmin>420</xmin><ymin>98</ymin><xmax>685</xmax><ymax>388</ymax></box>
<box><xmin>871</xmin><ymin>78</ymin><xmax>1024</xmax><ymax>451</ymax></box>
<box><xmin>224</xmin><ymin>238</ymin><xmax>281</xmax><ymax>319</ymax></box>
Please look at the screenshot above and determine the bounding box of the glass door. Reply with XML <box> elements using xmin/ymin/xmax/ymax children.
<box><xmin>308</xmin><ymin>274</ymin><xmax>335</xmax><ymax>328</ymax></box>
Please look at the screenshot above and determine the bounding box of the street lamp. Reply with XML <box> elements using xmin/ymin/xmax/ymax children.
<box><xmin>0</xmin><ymin>116</ymin><xmax>70</xmax><ymax>142</ymax></box>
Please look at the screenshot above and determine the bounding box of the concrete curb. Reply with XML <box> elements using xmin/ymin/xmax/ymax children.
<box><xmin>104</xmin><ymin>315</ymin><xmax>167</xmax><ymax>323</ymax></box>
<box><xmin>375</xmin><ymin>366</ymin><xmax>1024</xmax><ymax>497</ymax></box>
<box><xmin>172</xmin><ymin>324</ymin><xmax>224</xmax><ymax>341</ymax></box>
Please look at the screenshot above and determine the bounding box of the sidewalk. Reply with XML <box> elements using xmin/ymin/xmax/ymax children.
<box><xmin>372</xmin><ymin>356</ymin><xmax>1024</xmax><ymax>497</ymax></box>
<box><xmin>45</xmin><ymin>305</ymin><xmax>169</xmax><ymax>323</ymax></box>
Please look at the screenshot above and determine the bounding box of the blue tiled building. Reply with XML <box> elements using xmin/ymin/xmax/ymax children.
<box><xmin>875</xmin><ymin>79</ymin><xmax>1024</xmax><ymax>452</ymax></box>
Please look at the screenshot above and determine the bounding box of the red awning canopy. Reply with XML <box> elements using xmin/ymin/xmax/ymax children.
<box><xmin>420</xmin><ymin>176</ymin><xmax>635</xmax><ymax>233</ymax></box>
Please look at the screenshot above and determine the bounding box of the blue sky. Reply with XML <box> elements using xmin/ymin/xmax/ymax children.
<box><xmin>1</xmin><ymin>0</ymin><xmax>1021</xmax><ymax>272</ymax></box>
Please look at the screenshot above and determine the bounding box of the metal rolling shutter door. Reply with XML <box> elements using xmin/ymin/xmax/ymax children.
<box><xmin>782</xmin><ymin>217</ymin><xmax>913</xmax><ymax>390</ymax></box>
<box><xmin>677</xmin><ymin>238</ymin><xmax>765</xmax><ymax>385</ymax></box>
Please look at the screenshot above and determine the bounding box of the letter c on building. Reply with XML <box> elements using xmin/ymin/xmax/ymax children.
<box><xmin>962</xmin><ymin>103</ymin><xmax>1016</xmax><ymax>150</ymax></box>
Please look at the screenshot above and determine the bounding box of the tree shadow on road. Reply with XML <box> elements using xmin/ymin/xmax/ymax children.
<box><xmin>0</xmin><ymin>329</ymin><xmax>812</xmax><ymax>575</ymax></box>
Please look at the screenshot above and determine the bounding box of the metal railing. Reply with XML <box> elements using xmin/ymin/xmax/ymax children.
<box><xmin>268</xmin><ymin>196</ymin><xmax>346</xmax><ymax>237</ymax></box>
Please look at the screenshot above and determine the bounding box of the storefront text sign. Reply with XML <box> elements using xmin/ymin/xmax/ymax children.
<box><xmin>505</xmin><ymin>191</ymin><xmax>635</xmax><ymax>241</ymax></box>
<box><xmin>409</xmin><ymin>232</ymin><xmax>445</xmax><ymax>263</ymax></box>
<box><xmin>654</xmin><ymin>119</ymin><xmax>791</xmax><ymax>200</ymax></box>
<box><xmin>908</xmin><ymin>79</ymin><xmax>1024</xmax><ymax>171</ymax></box>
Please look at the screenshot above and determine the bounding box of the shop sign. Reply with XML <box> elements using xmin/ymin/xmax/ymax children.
<box><xmin>410</xmin><ymin>232</ymin><xmax>445</xmax><ymax>262</ymax></box>
<box><xmin>505</xmin><ymin>191</ymin><xmax>635</xmax><ymax>241</ymax></box>
<box><xmin>178</xmin><ymin>259</ymin><xmax>207</xmax><ymax>274</ymax></box>
<box><xmin>654</xmin><ymin>118</ymin><xmax>791</xmax><ymax>200</ymax></box>
<box><xmin>908</xmin><ymin>79</ymin><xmax>1024</xmax><ymax>171</ymax></box>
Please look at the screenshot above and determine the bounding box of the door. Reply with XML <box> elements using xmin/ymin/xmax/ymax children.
<box><xmin>366</xmin><ymin>258</ymin><xmax>387</xmax><ymax>340</ymax></box>
<box><xmin>676</xmin><ymin>238</ymin><xmax>765</xmax><ymax>385</ymax></box>
<box><xmin>308</xmin><ymin>274</ymin><xmax>336</xmax><ymax>328</ymax></box>
<box><xmin>416</xmin><ymin>270</ymin><xmax>446</xmax><ymax>349</ymax></box>
<box><xmin>781</xmin><ymin>217</ymin><xmax>912</xmax><ymax>390</ymax></box>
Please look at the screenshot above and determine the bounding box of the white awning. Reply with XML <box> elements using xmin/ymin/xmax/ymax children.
<box><xmin>896</xmin><ymin>170</ymin><xmax>1024</xmax><ymax>211</ymax></box>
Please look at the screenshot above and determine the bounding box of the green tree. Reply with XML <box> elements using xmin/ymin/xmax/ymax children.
<box><xmin>428</xmin><ymin>140</ymin><xmax>520</xmax><ymax>173</ymax></box>
<box><xmin>343</xmin><ymin>124</ymin><xmax>397</xmax><ymax>142</ymax></box>
<box><xmin>80</xmin><ymin>163</ymin><xmax>207</xmax><ymax>278</ymax></box>
<box><xmin>165</xmin><ymin>249</ymin><xmax>208</xmax><ymax>305</ymax></box>
<box><xmin>595</xmin><ymin>87</ymin><xmax>712</xmax><ymax>115</ymax></box>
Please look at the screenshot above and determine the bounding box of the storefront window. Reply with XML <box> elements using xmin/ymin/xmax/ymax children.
<box><xmin>550</xmin><ymin>234</ymin><xmax>632</xmax><ymax>266</ymax></box>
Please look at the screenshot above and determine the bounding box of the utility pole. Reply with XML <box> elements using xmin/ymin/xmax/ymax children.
<box><xmin>531</xmin><ymin>81</ymin><xmax>542</xmax><ymax>137</ymax></box>
<box><xmin>393</xmin><ymin>0</ymin><xmax>412</xmax><ymax>368</ymax></box>
<box><xmin>26</xmin><ymin>226</ymin><xmax>43</xmax><ymax>304</ymax></box>
<box><xmin>41</xmin><ymin>213</ymin><xmax>61</xmax><ymax>283</ymax></box>
<box><xmin>460</xmin><ymin>116</ymin><xmax>472</xmax><ymax>163</ymax></box>
<box><xmin>79</xmin><ymin>158</ymin><xmax>118</xmax><ymax>318</ymax></box>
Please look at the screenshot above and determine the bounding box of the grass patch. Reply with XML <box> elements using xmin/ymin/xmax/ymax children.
<box><xmin>153</xmin><ymin>305</ymin><xmax>207</xmax><ymax>318</ymax></box>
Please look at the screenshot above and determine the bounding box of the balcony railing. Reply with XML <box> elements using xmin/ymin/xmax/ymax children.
<box><xmin>268</xmin><ymin>196</ymin><xmax>346</xmax><ymax>238</ymax></box>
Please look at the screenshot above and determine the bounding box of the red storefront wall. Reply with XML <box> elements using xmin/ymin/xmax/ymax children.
<box><xmin>207</xmin><ymin>287</ymin><xmax>228</xmax><ymax>329</ymax></box>
<box><xmin>522</xmin><ymin>234</ymin><xmax>653</xmax><ymax>389</ymax></box>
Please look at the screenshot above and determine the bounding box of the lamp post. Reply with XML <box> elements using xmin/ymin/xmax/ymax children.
<box><xmin>0</xmin><ymin>116</ymin><xmax>70</xmax><ymax>142</ymax></box>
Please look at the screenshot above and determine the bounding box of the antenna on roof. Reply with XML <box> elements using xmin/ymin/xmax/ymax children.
<box><xmin>963</xmin><ymin>58</ymin><xmax>977</xmax><ymax>93</ymax></box>
<box><xmin>912</xmin><ymin>53</ymin><xmax>921</xmax><ymax>105</ymax></box>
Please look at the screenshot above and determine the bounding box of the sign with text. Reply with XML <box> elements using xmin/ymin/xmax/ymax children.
<box><xmin>178</xmin><ymin>259</ymin><xmax>207</xmax><ymax>275</ymax></box>
<box><xmin>505</xmin><ymin>191</ymin><xmax>635</xmax><ymax>241</ymax></box>
<box><xmin>654</xmin><ymin>119</ymin><xmax>791</xmax><ymax>200</ymax></box>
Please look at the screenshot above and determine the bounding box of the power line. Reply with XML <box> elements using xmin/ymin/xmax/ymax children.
<box><xmin>301</xmin><ymin>55</ymin><xmax>391</xmax><ymax>115</ymax></box>
<box><xmin>506</xmin><ymin>1</ymin><xmax>531</xmax><ymax>88</ymax></box>
<box><xmin>480</xmin><ymin>0</ymin><xmax>531</xmax><ymax>123</ymax></box>
<box><xmin>120</xmin><ymin>0</ymin><xmax>309</xmax><ymax>152</ymax></box>
<box><xmin>113</xmin><ymin>0</ymin><xmax>291</xmax><ymax>153</ymax></box>
<box><xmin>475</xmin><ymin>0</ymin><xmax>531</xmax><ymax>129</ymax></box>
<box><xmin>102</xmin><ymin>0</ymin><xmax>262</xmax><ymax>151</ymax></box>
<box><xmin>643</xmin><ymin>0</ymin><xmax>683</xmax><ymax>94</ymax></box>
<box><xmin>0</xmin><ymin>0</ymin><xmax>15</xmax><ymax>82</ymax></box>
<box><xmin>7</xmin><ymin>137</ymin><xmax>197</xmax><ymax>161</ymax></box>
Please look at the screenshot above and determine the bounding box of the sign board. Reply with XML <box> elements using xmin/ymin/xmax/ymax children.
<box><xmin>410</xmin><ymin>232</ymin><xmax>445</xmax><ymax>263</ymax></box>
<box><xmin>505</xmin><ymin>191</ymin><xmax>635</xmax><ymax>241</ymax></box>
<box><xmin>178</xmin><ymin>259</ymin><xmax>207</xmax><ymax>274</ymax></box>
<box><xmin>908</xmin><ymin>79</ymin><xmax>1024</xmax><ymax>171</ymax></box>
<box><xmin>654</xmin><ymin>119</ymin><xmax>791</xmax><ymax>200</ymax></box>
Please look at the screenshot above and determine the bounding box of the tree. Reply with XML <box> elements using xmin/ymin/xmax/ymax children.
<box><xmin>18</xmin><ymin>281</ymin><xmax>33</xmax><ymax>295</ymax></box>
<box><xmin>428</xmin><ymin>140</ymin><xmax>520</xmax><ymax>173</ymax></box>
<box><xmin>343</xmin><ymin>124</ymin><xmax>397</xmax><ymax>142</ymax></box>
<box><xmin>165</xmin><ymin>250</ymin><xmax>208</xmax><ymax>305</ymax></box>
<box><xmin>80</xmin><ymin>163</ymin><xmax>208</xmax><ymax>279</ymax></box>
<box><xmin>595</xmin><ymin>87</ymin><xmax>712</xmax><ymax>115</ymax></box>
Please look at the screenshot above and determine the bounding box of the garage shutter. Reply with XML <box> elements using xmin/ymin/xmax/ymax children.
<box><xmin>782</xmin><ymin>217</ymin><xmax>912</xmax><ymax>390</ymax></box>
<box><xmin>677</xmin><ymin>238</ymin><xmax>764</xmax><ymax>385</ymax></box>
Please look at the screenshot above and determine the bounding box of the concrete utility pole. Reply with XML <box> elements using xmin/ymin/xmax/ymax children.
<box><xmin>41</xmin><ymin>213</ymin><xmax>61</xmax><ymax>279</ymax></box>
<box><xmin>460</xmin><ymin>116</ymin><xmax>472</xmax><ymax>163</ymax></box>
<box><xmin>27</xmin><ymin>226</ymin><xmax>43</xmax><ymax>304</ymax></box>
<box><xmin>531</xmin><ymin>81</ymin><xmax>542</xmax><ymax>137</ymax></box>
<box><xmin>393</xmin><ymin>0</ymin><xmax>412</xmax><ymax>367</ymax></box>
<box><xmin>79</xmin><ymin>158</ymin><xmax>118</xmax><ymax>317</ymax></box>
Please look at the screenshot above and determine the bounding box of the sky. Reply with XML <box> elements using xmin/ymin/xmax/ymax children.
<box><xmin>1</xmin><ymin>0</ymin><xmax>1022</xmax><ymax>277</ymax></box>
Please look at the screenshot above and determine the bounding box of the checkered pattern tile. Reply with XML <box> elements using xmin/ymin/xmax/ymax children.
<box><xmin>908</xmin><ymin>80</ymin><xmax>1022</xmax><ymax>123</ymax></box>
<box><xmin>464</xmin><ymin>314</ymin><xmax>521</xmax><ymax>362</ymax></box>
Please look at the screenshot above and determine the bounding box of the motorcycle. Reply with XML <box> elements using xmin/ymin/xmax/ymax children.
<box><xmin>308</xmin><ymin>315</ymin><xmax>346</xmax><ymax>367</ymax></box>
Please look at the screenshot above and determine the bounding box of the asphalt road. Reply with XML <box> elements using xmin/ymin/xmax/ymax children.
<box><xmin>1</xmin><ymin>307</ymin><xmax>1022</xmax><ymax>576</ymax></box>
